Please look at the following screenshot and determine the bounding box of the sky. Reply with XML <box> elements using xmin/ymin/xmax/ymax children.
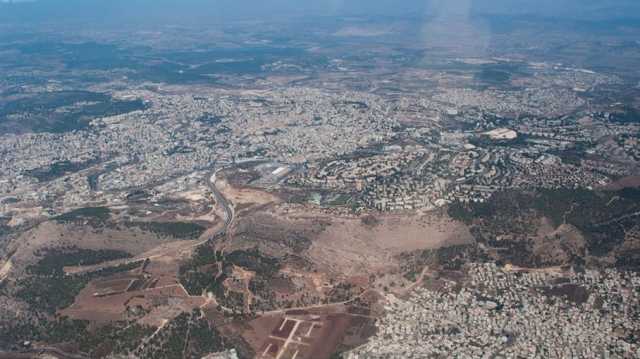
<box><xmin>2</xmin><ymin>0</ymin><xmax>640</xmax><ymax>20</ymax></box>
<box><xmin>1</xmin><ymin>0</ymin><xmax>639</xmax><ymax>27</ymax></box>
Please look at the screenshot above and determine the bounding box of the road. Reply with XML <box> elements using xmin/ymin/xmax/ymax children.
<box><xmin>207</xmin><ymin>168</ymin><xmax>234</xmax><ymax>242</ymax></box>
<box><xmin>258</xmin><ymin>289</ymin><xmax>376</xmax><ymax>317</ymax></box>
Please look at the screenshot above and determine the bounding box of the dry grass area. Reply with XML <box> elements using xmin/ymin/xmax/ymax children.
<box><xmin>3</xmin><ymin>221</ymin><xmax>178</xmax><ymax>278</ymax></box>
<box><xmin>602</xmin><ymin>175</ymin><xmax>640</xmax><ymax>190</ymax></box>
<box><xmin>220</xmin><ymin>196</ymin><xmax>474</xmax><ymax>308</ymax></box>
<box><xmin>304</xmin><ymin>211</ymin><xmax>474</xmax><ymax>277</ymax></box>
<box><xmin>2</xmin><ymin>190</ymin><xmax>221</xmax><ymax>277</ymax></box>
<box><xmin>530</xmin><ymin>217</ymin><xmax>587</xmax><ymax>266</ymax></box>
<box><xmin>0</xmin><ymin>260</ymin><xmax>12</xmax><ymax>282</ymax></box>
<box><xmin>2</xmin><ymin>208</ymin><xmax>216</xmax><ymax>328</ymax></box>
<box><xmin>5</xmin><ymin>206</ymin><xmax>47</xmax><ymax>227</ymax></box>
<box><xmin>220</xmin><ymin>172</ymin><xmax>474</xmax><ymax>280</ymax></box>
<box><xmin>216</xmin><ymin>173</ymin><xmax>281</xmax><ymax>213</ymax></box>
<box><xmin>61</xmin><ymin>280</ymin><xmax>203</xmax><ymax>325</ymax></box>
<box><xmin>222</xmin><ymin>175</ymin><xmax>474</xmax><ymax>279</ymax></box>
<box><xmin>217</xmin><ymin>175</ymin><xmax>476</xmax><ymax>307</ymax></box>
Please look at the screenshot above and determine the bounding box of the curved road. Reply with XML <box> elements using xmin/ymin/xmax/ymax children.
<box><xmin>207</xmin><ymin>168</ymin><xmax>234</xmax><ymax>242</ymax></box>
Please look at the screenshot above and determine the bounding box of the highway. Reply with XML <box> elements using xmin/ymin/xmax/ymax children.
<box><xmin>207</xmin><ymin>168</ymin><xmax>234</xmax><ymax>242</ymax></box>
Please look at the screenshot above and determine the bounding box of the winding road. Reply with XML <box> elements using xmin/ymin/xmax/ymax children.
<box><xmin>207</xmin><ymin>168</ymin><xmax>234</xmax><ymax>242</ymax></box>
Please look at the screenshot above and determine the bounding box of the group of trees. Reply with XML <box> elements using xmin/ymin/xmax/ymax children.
<box><xmin>16</xmin><ymin>247</ymin><xmax>134</xmax><ymax>313</ymax></box>
<box><xmin>125</xmin><ymin>221</ymin><xmax>207</xmax><ymax>240</ymax></box>
<box><xmin>180</xmin><ymin>245</ymin><xmax>291</xmax><ymax>314</ymax></box>
<box><xmin>134</xmin><ymin>309</ymin><xmax>226</xmax><ymax>359</ymax></box>
<box><xmin>447</xmin><ymin>187</ymin><xmax>640</xmax><ymax>268</ymax></box>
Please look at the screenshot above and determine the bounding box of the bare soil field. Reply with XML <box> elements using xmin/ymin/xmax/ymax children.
<box><xmin>218</xmin><ymin>185</ymin><xmax>475</xmax><ymax>310</ymax></box>
<box><xmin>305</xmin><ymin>212</ymin><xmax>474</xmax><ymax>276</ymax></box>
<box><xmin>60</xmin><ymin>249</ymin><xmax>205</xmax><ymax>327</ymax></box>
<box><xmin>602</xmin><ymin>175</ymin><xmax>640</xmax><ymax>190</ymax></box>
<box><xmin>238</xmin><ymin>304</ymin><xmax>375</xmax><ymax>359</ymax></box>
<box><xmin>225</xmin><ymin>182</ymin><xmax>473</xmax><ymax>270</ymax></box>
<box><xmin>216</xmin><ymin>172</ymin><xmax>281</xmax><ymax>213</ymax></box>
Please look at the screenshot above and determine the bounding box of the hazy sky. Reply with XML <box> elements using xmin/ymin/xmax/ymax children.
<box><xmin>1</xmin><ymin>0</ymin><xmax>639</xmax><ymax>24</ymax></box>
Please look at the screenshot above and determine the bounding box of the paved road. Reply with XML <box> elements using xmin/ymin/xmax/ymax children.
<box><xmin>207</xmin><ymin>168</ymin><xmax>234</xmax><ymax>242</ymax></box>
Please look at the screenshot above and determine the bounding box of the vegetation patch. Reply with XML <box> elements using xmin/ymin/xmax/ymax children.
<box><xmin>0</xmin><ymin>316</ymin><xmax>89</xmax><ymax>349</ymax></box>
<box><xmin>26</xmin><ymin>158</ymin><xmax>101</xmax><ymax>182</ymax></box>
<box><xmin>400</xmin><ymin>244</ymin><xmax>485</xmax><ymax>281</ymax></box>
<box><xmin>179</xmin><ymin>245</ymin><xmax>224</xmax><ymax>295</ymax></box>
<box><xmin>16</xmin><ymin>247</ymin><xmax>137</xmax><ymax>314</ymax></box>
<box><xmin>30</xmin><ymin>246</ymin><xmax>132</xmax><ymax>275</ymax></box>
<box><xmin>448</xmin><ymin>188</ymin><xmax>640</xmax><ymax>268</ymax></box>
<box><xmin>0</xmin><ymin>90</ymin><xmax>147</xmax><ymax>134</ymax></box>
<box><xmin>54</xmin><ymin>206</ymin><xmax>111</xmax><ymax>225</ymax></box>
<box><xmin>79</xmin><ymin>321</ymin><xmax>155</xmax><ymax>358</ymax></box>
<box><xmin>179</xmin><ymin>245</ymin><xmax>283</xmax><ymax>312</ymax></box>
<box><xmin>126</xmin><ymin>221</ymin><xmax>207</xmax><ymax>240</ymax></box>
<box><xmin>0</xmin><ymin>317</ymin><xmax>154</xmax><ymax>358</ymax></box>
<box><xmin>609</xmin><ymin>105</ymin><xmax>640</xmax><ymax>124</ymax></box>
<box><xmin>134</xmin><ymin>309</ymin><xmax>227</xmax><ymax>359</ymax></box>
